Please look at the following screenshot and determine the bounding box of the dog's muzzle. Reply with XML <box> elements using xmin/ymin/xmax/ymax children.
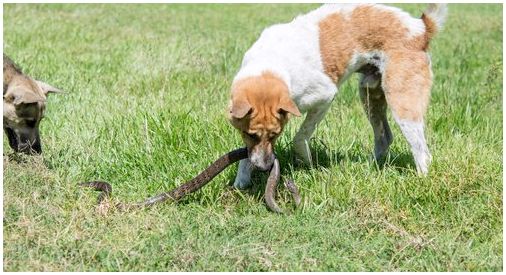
<box><xmin>250</xmin><ymin>151</ymin><xmax>275</xmax><ymax>171</ymax></box>
<box><xmin>4</xmin><ymin>127</ymin><xmax>42</xmax><ymax>154</ymax></box>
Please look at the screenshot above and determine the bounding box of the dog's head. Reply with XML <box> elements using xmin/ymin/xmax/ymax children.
<box><xmin>229</xmin><ymin>72</ymin><xmax>301</xmax><ymax>171</ymax></box>
<box><xmin>3</xmin><ymin>75</ymin><xmax>61</xmax><ymax>154</ymax></box>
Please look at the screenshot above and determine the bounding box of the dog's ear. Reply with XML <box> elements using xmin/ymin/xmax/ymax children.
<box><xmin>278</xmin><ymin>96</ymin><xmax>301</xmax><ymax>117</ymax></box>
<box><xmin>36</xmin><ymin>80</ymin><xmax>63</xmax><ymax>95</ymax></box>
<box><xmin>5</xmin><ymin>89</ymin><xmax>46</xmax><ymax>106</ymax></box>
<box><xmin>230</xmin><ymin>99</ymin><xmax>252</xmax><ymax>119</ymax></box>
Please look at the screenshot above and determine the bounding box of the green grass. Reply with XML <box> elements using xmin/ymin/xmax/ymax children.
<box><xmin>3</xmin><ymin>3</ymin><xmax>502</xmax><ymax>271</ymax></box>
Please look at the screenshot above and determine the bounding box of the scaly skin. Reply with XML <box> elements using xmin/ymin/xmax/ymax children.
<box><xmin>79</xmin><ymin>147</ymin><xmax>301</xmax><ymax>213</ymax></box>
<box><xmin>264</xmin><ymin>158</ymin><xmax>282</xmax><ymax>213</ymax></box>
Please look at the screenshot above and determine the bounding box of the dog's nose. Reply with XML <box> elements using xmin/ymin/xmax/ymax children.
<box><xmin>17</xmin><ymin>136</ymin><xmax>42</xmax><ymax>155</ymax></box>
<box><xmin>31</xmin><ymin>141</ymin><xmax>42</xmax><ymax>154</ymax></box>
<box><xmin>251</xmin><ymin>156</ymin><xmax>275</xmax><ymax>171</ymax></box>
<box><xmin>18</xmin><ymin>143</ymin><xmax>41</xmax><ymax>155</ymax></box>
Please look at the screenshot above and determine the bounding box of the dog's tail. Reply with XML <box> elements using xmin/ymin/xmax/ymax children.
<box><xmin>421</xmin><ymin>4</ymin><xmax>448</xmax><ymax>40</ymax></box>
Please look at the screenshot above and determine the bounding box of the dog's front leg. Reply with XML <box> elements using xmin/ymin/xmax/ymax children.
<box><xmin>293</xmin><ymin>102</ymin><xmax>332</xmax><ymax>166</ymax></box>
<box><xmin>234</xmin><ymin>158</ymin><xmax>254</xmax><ymax>189</ymax></box>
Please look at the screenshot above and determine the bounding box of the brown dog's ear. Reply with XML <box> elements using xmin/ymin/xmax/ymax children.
<box><xmin>8</xmin><ymin>89</ymin><xmax>46</xmax><ymax>106</ymax></box>
<box><xmin>279</xmin><ymin>96</ymin><xmax>301</xmax><ymax>117</ymax></box>
<box><xmin>36</xmin><ymin>80</ymin><xmax>63</xmax><ymax>95</ymax></box>
<box><xmin>230</xmin><ymin>99</ymin><xmax>252</xmax><ymax>119</ymax></box>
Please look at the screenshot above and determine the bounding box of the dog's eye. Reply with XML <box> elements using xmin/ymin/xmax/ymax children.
<box><xmin>243</xmin><ymin>131</ymin><xmax>258</xmax><ymax>140</ymax></box>
<box><xmin>268</xmin><ymin>132</ymin><xmax>279</xmax><ymax>141</ymax></box>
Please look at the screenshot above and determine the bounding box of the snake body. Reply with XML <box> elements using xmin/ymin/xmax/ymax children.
<box><xmin>80</xmin><ymin>147</ymin><xmax>300</xmax><ymax>212</ymax></box>
<box><xmin>264</xmin><ymin>158</ymin><xmax>282</xmax><ymax>213</ymax></box>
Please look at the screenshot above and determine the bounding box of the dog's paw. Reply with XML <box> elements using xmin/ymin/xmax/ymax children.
<box><xmin>293</xmin><ymin>157</ymin><xmax>309</xmax><ymax>168</ymax></box>
<box><xmin>294</xmin><ymin>142</ymin><xmax>313</xmax><ymax>166</ymax></box>
<box><xmin>415</xmin><ymin>152</ymin><xmax>432</xmax><ymax>176</ymax></box>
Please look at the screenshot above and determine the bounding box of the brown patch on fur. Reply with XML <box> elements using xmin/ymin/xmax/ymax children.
<box><xmin>229</xmin><ymin>72</ymin><xmax>300</xmax><ymax>154</ymax></box>
<box><xmin>382</xmin><ymin>51</ymin><xmax>432</xmax><ymax>122</ymax></box>
<box><xmin>319</xmin><ymin>5</ymin><xmax>436</xmax><ymax>82</ymax></box>
<box><xmin>419</xmin><ymin>13</ymin><xmax>437</xmax><ymax>51</ymax></box>
<box><xmin>318</xmin><ymin>12</ymin><xmax>353</xmax><ymax>83</ymax></box>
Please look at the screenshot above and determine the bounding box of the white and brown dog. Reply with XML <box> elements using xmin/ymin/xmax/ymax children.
<box><xmin>229</xmin><ymin>4</ymin><xmax>447</xmax><ymax>188</ymax></box>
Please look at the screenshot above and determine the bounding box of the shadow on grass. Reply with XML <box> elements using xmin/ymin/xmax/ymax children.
<box><xmin>223</xmin><ymin>140</ymin><xmax>357</xmax><ymax>203</ymax></box>
<box><xmin>379</xmin><ymin>150</ymin><xmax>417</xmax><ymax>173</ymax></box>
<box><xmin>216</xmin><ymin>138</ymin><xmax>420</xmax><ymax>211</ymax></box>
<box><xmin>276</xmin><ymin>138</ymin><xmax>343</xmax><ymax>171</ymax></box>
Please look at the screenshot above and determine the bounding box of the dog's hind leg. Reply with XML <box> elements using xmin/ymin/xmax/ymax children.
<box><xmin>358</xmin><ymin>67</ymin><xmax>393</xmax><ymax>161</ymax></box>
<box><xmin>382</xmin><ymin>51</ymin><xmax>433</xmax><ymax>175</ymax></box>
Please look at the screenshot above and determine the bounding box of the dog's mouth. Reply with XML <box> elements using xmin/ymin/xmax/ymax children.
<box><xmin>4</xmin><ymin>127</ymin><xmax>42</xmax><ymax>155</ymax></box>
<box><xmin>254</xmin><ymin>163</ymin><xmax>272</xmax><ymax>172</ymax></box>
<box><xmin>249</xmin><ymin>152</ymin><xmax>275</xmax><ymax>172</ymax></box>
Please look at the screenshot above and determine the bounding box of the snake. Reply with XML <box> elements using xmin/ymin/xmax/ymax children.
<box><xmin>79</xmin><ymin>147</ymin><xmax>301</xmax><ymax>213</ymax></box>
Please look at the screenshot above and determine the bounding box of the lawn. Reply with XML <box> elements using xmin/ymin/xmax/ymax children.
<box><xmin>3</xmin><ymin>3</ymin><xmax>503</xmax><ymax>271</ymax></box>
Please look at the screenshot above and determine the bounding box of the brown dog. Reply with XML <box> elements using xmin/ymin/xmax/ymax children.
<box><xmin>3</xmin><ymin>54</ymin><xmax>61</xmax><ymax>154</ymax></box>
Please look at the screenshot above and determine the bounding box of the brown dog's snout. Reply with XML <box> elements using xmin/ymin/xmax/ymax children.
<box><xmin>5</xmin><ymin>127</ymin><xmax>42</xmax><ymax>155</ymax></box>
<box><xmin>18</xmin><ymin>135</ymin><xmax>42</xmax><ymax>154</ymax></box>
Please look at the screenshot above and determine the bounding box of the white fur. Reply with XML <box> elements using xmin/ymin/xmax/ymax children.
<box><xmin>233</xmin><ymin>4</ymin><xmax>340</xmax><ymax>113</ymax></box>
<box><xmin>233</xmin><ymin>4</ymin><xmax>436</xmax><ymax>181</ymax></box>
<box><xmin>393</xmin><ymin>116</ymin><xmax>432</xmax><ymax>175</ymax></box>
<box><xmin>424</xmin><ymin>3</ymin><xmax>448</xmax><ymax>31</ymax></box>
<box><xmin>301</xmin><ymin>3</ymin><xmax>361</xmax><ymax>23</ymax></box>
<box><xmin>233</xmin><ymin>4</ymin><xmax>419</xmax><ymax>113</ymax></box>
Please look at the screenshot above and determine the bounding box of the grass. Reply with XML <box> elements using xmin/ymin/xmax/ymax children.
<box><xmin>3</xmin><ymin>3</ymin><xmax>503</xmax><ymax>271</ymax></box>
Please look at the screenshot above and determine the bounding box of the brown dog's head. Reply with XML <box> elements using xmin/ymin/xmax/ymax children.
<box><xmin>3</xmin><ymin>75</ymin><xmax>61</xmax><ymax>154</ymax></box>
<box><xmin>229</xmin><ymin>72</ymin><xmax>301</xmax><ymax>171</ymax></box>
